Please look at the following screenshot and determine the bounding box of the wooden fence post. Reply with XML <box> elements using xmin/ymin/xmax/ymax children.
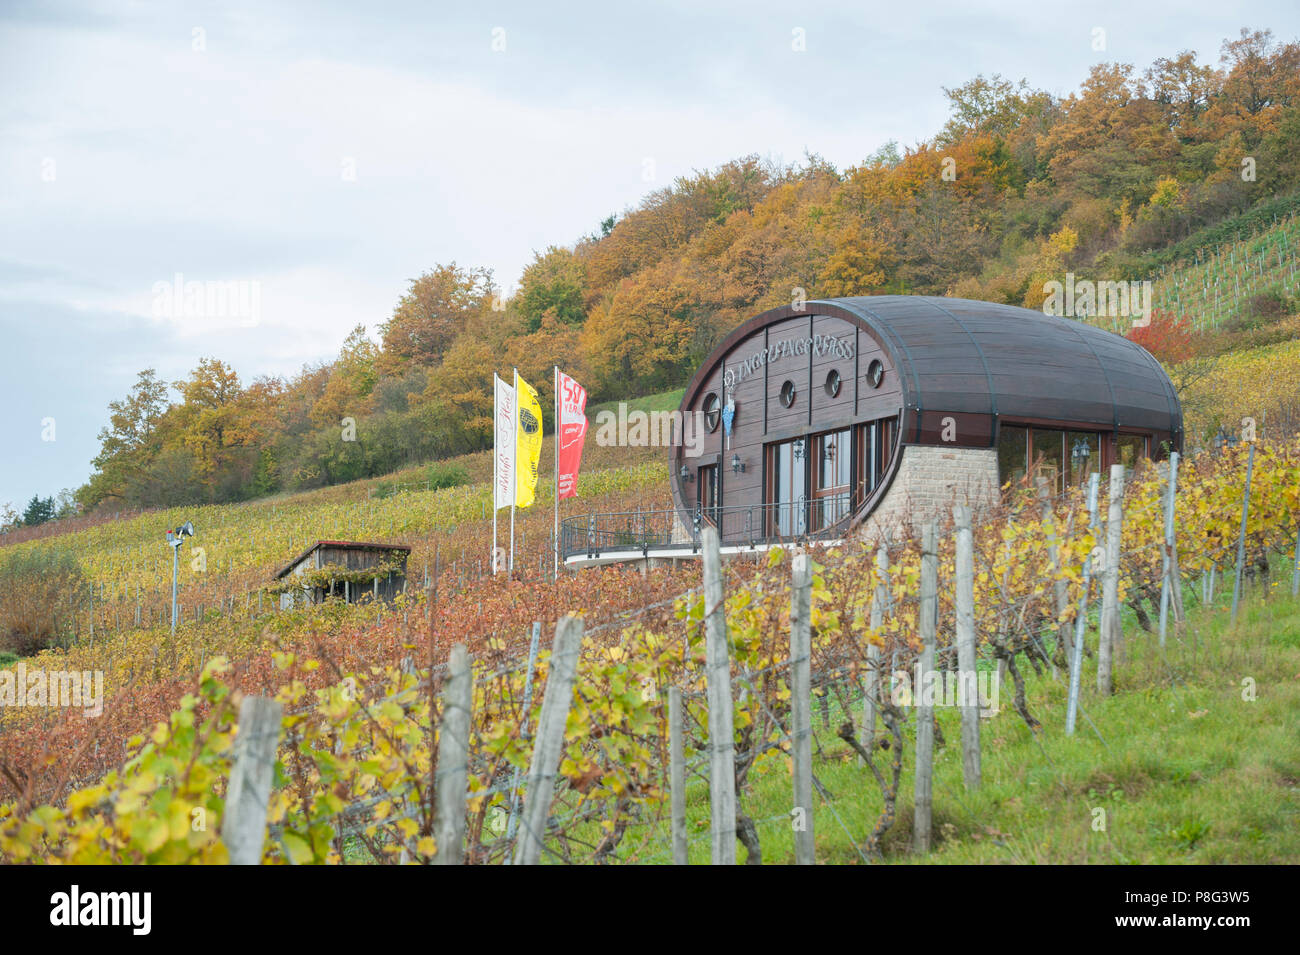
<box><xmin>914</xmin><ymin>522</ymin><xmax>938</xmax><ymax>854</ymax></box>
<box><xmin>1066</xmin><ymin>472</ymin><xmax>1100</xmax><ymax>735</ymax></box>
<box><xmin>1230</xmin><ymin>443</ymin><xmax>1256</xmax><ymax>625</ymax></box>
<box><xmin>668</xmin><ymin>685</ymin><xmax>688</xmax><ymax>865</ymax></box>
<box><xmin>505</xmin><ymin>621</ymin><xmax>543</xmax><ymax>843</ymax></box>
<box><xmin>701</xmin><ymin>526</ymin><xmax>737</xmax><ymax>865</ymax></box>
<box><xmin>1097</xmin><ymin>465</ymin><xmax>1125</xmax><ymax>695</ymax></box>
<box><xmin>1036</xmin><ymin>477</ymin><xmax>1069</xmax><ymax>671</ymax></box>
<box><xmin>1159</xmin><ymin>451</ymin><xmax>1180</xmax><ymax>646</ymax></box>
<box><xmin>514</xmin><ymin>615</ymin><xmax>584</xmax><ymax>865</ymax></box>
<box><xmin>1291</xmin><ymin>527</ymin><xmax>1300</xmax><ymax>598</ymax></box>
<box><xmin>953</xmin><ymin>505</ymin><xmax>981</xmax><ymax>789</ymax></box>
<box><xmin>790</xmin><ymin>552</ymin><xmax>814</xmax><ymax>865</ymax></box>
<box><xmin>860</xmin><ymin>546</ymin><xmax>889</xmax><ymax>759</ymax></box>
<box><xmin>222</xmin><ymin>695</ymin><xmax>283</xmax><ymax>865</ymax></box>
<box><xmin>434</xmin><ymin>644</ymin><xmax>472</xmax><ymax>865</ymax></box>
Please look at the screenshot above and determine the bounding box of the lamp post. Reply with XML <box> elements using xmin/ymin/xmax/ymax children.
<box><xmin>167</xmin><ymin>521</ymin><xmax>194</xmax><ymax>638</ymax></box>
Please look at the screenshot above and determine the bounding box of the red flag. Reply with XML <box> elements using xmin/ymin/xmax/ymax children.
<box><xmin>556</xmin><ymin>369</ymin><xmax>588</xmax><ymax>499</ymax></box>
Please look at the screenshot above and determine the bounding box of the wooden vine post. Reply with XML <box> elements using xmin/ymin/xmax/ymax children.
<box><xmin>1158</xmin><ymin>451</ymin><xmax>1181</xmax><ymax>646</ymax></box>
<box><xmin>701</xmin><ymin>526</ymin><xmax>737</xmax><ymax>865</ymax></box>
<box><xmin>668</xmin><ymin>686</ymin><xmax>688</xmax><ymax>865</ymax></box>
<box><xmin>1036</xmin><ymin>476</ymin><xmax>1070</xmax><ymax>669</ymax></box>
<box><xmin>953</xmin><ymin>504</ymin><xmax>981</xmax><ymax>789</ymax></box>
<box><xmin>913</xmin><ymin>522</ymin><xmax>938</xmax><ymax>854</ymax></box>
<box><xmin>1230</xmin><ymin>442</ymin><xmax>1256</xmax><ymax>625</ymax></box>
<box><xmin>433</xmin><ymin>643</ymin><xmax>473</xmax><ymax>865</ymax></box>
<box><xmin>514</xmin><ymin>616</ymin><xmax>584</xmax><ymax>865</ymax></box>
<box><xmin>790</xmin><ymin>552</ymin><xmax>814</xmax><ymax>865</ymax></box>
<box><xmin>1097</xmin><ymin>465</ymin><xmax>1125</xmax><ymax>695</ymax></box>
<box><xmin>860</xmin><ymin>546</ymin><xmax>889</xmax><ymax>759</ymax></box>
<box><xmin>1291</xmin><ymin>525</ymin><xmax>1300</xmax><ymax>598</ymax></box>
<box><xmin>505</xmin><ymin>621</ymin><xmax>543</xmax><ymax>843</ymax></box>
<box><xmin>222</xmin><ymin>695</ymin><xmax>283</xmax><ymax>865</ymax></box>
<box><xmin>1066</xmin><ymin>472</ymin><xmax>1100</xmax><ymax>735</ymax></box>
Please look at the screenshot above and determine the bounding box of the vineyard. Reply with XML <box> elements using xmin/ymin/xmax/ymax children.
<box><xmin>1</xmin><ymin>432</ymin><xmax>1297</xmax><ymax>864</ymax></box>
<box><xmin>1177</xmin><ymin>337</ymin><xmax>1300</xmax><ymax>443</ymax></box>
<box><xmin>1143</xmin><ymin>210</ymin><xmax>1300</xmax><ymax>332</ymax></box>
<box><xmin>0</xmin><ymin>440</ymin><xmax>668</xmax><ymax>655</ymax></box>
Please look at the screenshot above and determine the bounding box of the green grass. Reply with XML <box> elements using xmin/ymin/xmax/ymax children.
<box><xmin>610</xmin><ymin>579</ymin><xmax>1300</xmax><ymax>865</ymax></box>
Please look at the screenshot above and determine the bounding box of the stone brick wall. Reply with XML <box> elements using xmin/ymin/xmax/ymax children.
<box><xmin>671</xmin><ymin>509</ymin><xmax>691</xmax><ymax>544</ymax></box>
<box><xmin>857</xmin><ymin>444</ymin><xmax>1001</xmax><ymax>544</ymax></box>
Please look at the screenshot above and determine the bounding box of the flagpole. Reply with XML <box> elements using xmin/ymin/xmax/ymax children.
<box><xmin>553</xmin><ymin>364</ymin><xmax>559</xmax><ymax>580</ymax></box>
<box><xmin>510</xmin><ymin>367</ymin><xmax>518</xmax><ymax>576</ymax></box>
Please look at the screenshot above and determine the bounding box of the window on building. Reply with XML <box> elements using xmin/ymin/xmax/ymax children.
<box><xmin>1001</xmin><ymin>424</ymin><xmax>1138</xmax><ymax>491</ymax></box>
<box><xmin>1117</xmin><ymin>434</ymin><xmax>1148</xmax><ymax>471</ymax></box>
<box><xmin>765</xmin><ymin>439</ymin><xmax>807</xmax><ymax>537</ymax></box>
<box><xmin>702</xmin><ymin>393</ymin><xmax>721</xmax><ymax>433</ymax></box>
<box><xmin>1031</xmin><ymin>429</ymin><xmax>1066</xmax><ymax>494</ymax></box>
<box><xmin>854</xmin><ymin>415</ymin><xmax>898</xmax><ymax>504</ymax></box>
<box><xmin>765</xmin><ymin>416</ymin><xmax>898</xmax><ymax>538</ymax></box>
<box><xmin>698</xmin><ymin>464</ymin><xmax>719</xmax><ymax>527</ymax></box>
<box><xmin>997</xmin><ymin>425</ymin><xmax>1028</xmax><ymax>488</ymax></box>
<box><xmin>812</xmin><ymin>428</ymin><xmax>851</xmax><ymax>531</ymax></box>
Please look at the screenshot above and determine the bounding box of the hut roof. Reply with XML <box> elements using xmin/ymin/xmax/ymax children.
<box><xmin>274</xmin><ymin>540</ymin><xmax>412</xmax><ymax>579</ymax></box>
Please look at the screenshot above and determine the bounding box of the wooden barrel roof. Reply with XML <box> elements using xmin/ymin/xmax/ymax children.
<box><xmin>708</xmin><ymin>295</ymin><xmax>1183</xmax><ymax>447</ymax></box>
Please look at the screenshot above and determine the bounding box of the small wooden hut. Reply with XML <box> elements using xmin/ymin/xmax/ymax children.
<box><xmin>273</xmin><ymin>540</ymin><xmax>410</xmax><ymax>609</ymax></box>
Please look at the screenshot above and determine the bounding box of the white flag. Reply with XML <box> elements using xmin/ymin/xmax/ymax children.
<box><xmin>494</xmin><ymin>373</ymin><xmax>516</xmax><ymax>511</ymax></box>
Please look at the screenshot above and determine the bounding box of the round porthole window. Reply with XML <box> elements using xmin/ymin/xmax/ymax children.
<box><xmin>779</xmin><ymin>380</ymin><xmax>797</xmax><ymax>408</ymax></box>
<box><xmin>867</xmin><ymin>359</ymin><xmax>885</xmax><ymax>389</ymax></box>
<box><xmin>824</xmin><ymin>369</ymin><xmax>842</xmax><ymax>397</ymax></box>
<box><xmin>702</xmin><ymin>392</ymin><xmax>721</xmax><ymax>432</ymax></box>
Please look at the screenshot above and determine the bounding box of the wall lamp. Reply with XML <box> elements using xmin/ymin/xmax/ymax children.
<box><xmin>731</xmin><ymin>454</ymin><xmax>745</xmax><ymax>474</ymax></box>
<box><xmin>679</xmin><ymin>464</ymin><xmax>694</xmax><ymax>483</ymax></box>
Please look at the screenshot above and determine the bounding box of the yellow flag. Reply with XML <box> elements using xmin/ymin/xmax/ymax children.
<box><xmin>515</xmin><ymin>373</ymin><xmax>543</xmax><ymax>508</ymax></box>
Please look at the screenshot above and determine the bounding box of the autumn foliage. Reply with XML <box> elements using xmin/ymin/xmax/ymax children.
<box><xmin>2</xmin><ymin>433</ymin><xmax>1296</xmax><ymax>863</ymax></box>
<box><xmin>1126</xmin><ymin>309</ymin><xmax>1197</xmax><ymax>363</ymax></box>
<box><xmin>45</xmin><ymin>28</ymin><xmax>1300</xmax><ymax>517</ymax></box>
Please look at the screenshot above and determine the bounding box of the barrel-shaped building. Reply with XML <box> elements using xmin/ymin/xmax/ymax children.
<box><xmin>669</xmin><ymin>295</ymin><xmax>1182</xmax><ymax>544</ymax></box>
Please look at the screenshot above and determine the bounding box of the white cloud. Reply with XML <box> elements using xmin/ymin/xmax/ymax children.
<box><xmin>1</xmin><ymin>0</ymin><xmax>1297</xmax><ymax>507</ymax></box>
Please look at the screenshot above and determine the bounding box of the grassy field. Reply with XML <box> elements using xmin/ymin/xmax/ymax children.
<box><xmin>624</xmin><ymin>580</ymin><xmax>1300</xmax><ymax>865</ymax></box>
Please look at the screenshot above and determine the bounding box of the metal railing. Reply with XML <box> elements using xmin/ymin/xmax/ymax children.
<box><xmin>560</xmin><ymin>494</ymin><xmax>853</xmax><ymax>562</ymax></box>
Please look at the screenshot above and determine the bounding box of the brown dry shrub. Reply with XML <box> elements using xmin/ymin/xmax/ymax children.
<box><xmin>0</xmin><ymin>549</ymin><xmax>84</xmax><ymax>655</ymax></box>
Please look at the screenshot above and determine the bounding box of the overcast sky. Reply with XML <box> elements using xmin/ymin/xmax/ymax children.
<box><xmin>2</xmin><ymin>0</ymin><xmax>1296</xmax><ymax>511</ymax></box>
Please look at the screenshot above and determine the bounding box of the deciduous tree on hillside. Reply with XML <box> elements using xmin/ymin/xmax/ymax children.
<box><xmin>377</xmin><ymin>263</ymin><xmax>496</xmax><ymax>373</ymax></box>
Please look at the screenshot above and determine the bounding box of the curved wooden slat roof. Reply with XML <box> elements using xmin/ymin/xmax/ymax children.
<box><xmin>688</xmin><ymin>295</ymin><xmax>1181</xmax><ymax>446</ymax></box>
<box><xmin>828</xmin><ymin>296</ymin><xmax>1181</xmax><ymax>439</ymax></box>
